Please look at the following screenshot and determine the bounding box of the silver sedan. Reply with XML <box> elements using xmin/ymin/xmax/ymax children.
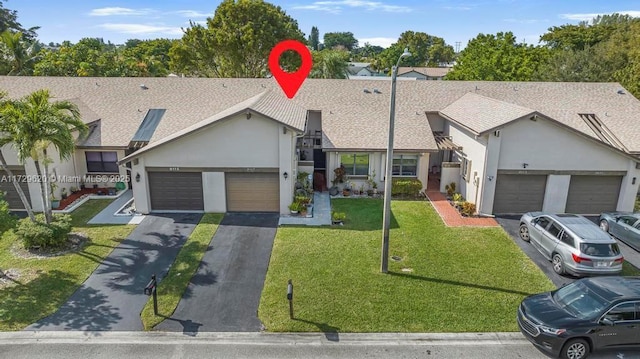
<box><xmin>599</xmin><ymin>212</ymin><xmax>640</xmax><ymax>252</ymax></box>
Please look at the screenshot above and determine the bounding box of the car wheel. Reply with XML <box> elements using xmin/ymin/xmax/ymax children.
<box><xmin>561</xmin><ymin>338</ymin><xmax>590</xmax><ymax>359</ymax></box>
<box><xmin>552</xmin><ymin>253</ymin><xmax>565</xmax><ymax>275</ymax></box>
<box><xmin>519</xmin><ymin>224</ymin><xmax>530</xmax><ymax>242</ymax></box>
<box><xmin>599</xmin><ymin>220</ymin><xmax>609</xmax><ymax>232</ymax></box>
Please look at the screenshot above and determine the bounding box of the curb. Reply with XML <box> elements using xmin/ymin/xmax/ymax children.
<box><xmin>0</xmin><ymin>331</ymin><xmax>528</xmax><ymax>345</ymax></box>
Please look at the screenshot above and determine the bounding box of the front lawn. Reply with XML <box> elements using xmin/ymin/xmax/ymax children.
<box><xmin>0</xmin><ymin>200</ymin><xmax>134</xmax><ymax>331</ymax></box>
<box><xmin>259</xmin><ymin>199</ymin><xmax>555</xmax><ymax>332</ymax></box>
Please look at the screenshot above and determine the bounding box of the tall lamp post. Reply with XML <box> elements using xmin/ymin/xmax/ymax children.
<box><xmin>381</xmin><ymin>48</ymin><xmax>411</xmax><ymax>273</ymax></box>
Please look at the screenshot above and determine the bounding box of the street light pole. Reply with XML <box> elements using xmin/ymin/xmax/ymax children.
<box><xmin>381</xmin><ymin>48</ymin><xmax>411</xmax><ymax>273</ymax></box>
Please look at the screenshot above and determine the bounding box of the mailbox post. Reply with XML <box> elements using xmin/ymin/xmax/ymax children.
<box><xmin>144</xmin><ymin>274</ymin><xmax>158</xmax><ymax>315</ymax></box>
<box><xmin>287</xmin><ymin>279</ymin><xmax>294</xmax><ymax>319</ymax></box>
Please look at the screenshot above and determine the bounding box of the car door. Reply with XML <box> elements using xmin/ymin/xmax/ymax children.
<box><xmin>615</xmin><ymin>216</ymin><xmax>640</xmax><ymax>248</ymax></box>
<box><xmin>529</xmin><ymin>216</ymin><xmax>551</xmax><ymax>254</ymax></box>
<box><xmin>539</xmin><ymin>220</ymin><xmax>562</xmax><ymax>259</ymax></box>
<box><xmin>610</xmin><ymin>215</ymin><xmax>637</xmax><ymax>240</ymax></box>
<box><xmin>595</xmin><ymin>302</ymin><xmax>639</xmax><ymax>349</ymax></box>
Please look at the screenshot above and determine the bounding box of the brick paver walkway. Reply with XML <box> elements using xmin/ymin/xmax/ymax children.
<box><xmin>426</xmin><ymin>177</ymin><xmax>498</xmax><ymax>227</ymax></box>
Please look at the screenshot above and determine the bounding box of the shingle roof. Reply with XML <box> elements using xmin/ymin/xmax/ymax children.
<box><xmin>0</xmin><ymin>77</ymin><xmax>639</xmax><ymax>154</ymax></box>
<box><xmin>440</xmin><ymin>92</ymin><xmax>535</xmax><ymax>134</ymax></box>
<box><xmin>397</xmin><ymin>67</ymin><xmax>451</xmax><ymax>77</ymax></box>
<box><xmin>121</xmin><ymin>90</ymin><xmax>307</xmax><ymax>160</ymax></box>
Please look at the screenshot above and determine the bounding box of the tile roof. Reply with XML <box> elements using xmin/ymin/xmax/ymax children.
<box><xmin>0</xmin><ymin>77</ymin><xmax>639</xmax><ymax>154</ymax></box>
<box><xmin>440</xmin><ymin>92</ymin><xmax>535</xmax><ymax>134</ymax></box>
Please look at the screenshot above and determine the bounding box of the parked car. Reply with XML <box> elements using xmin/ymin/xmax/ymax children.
<box><xmin>599</xmin><ymin>212</ymin><xmax>640</xmax><ymax>252</ymax></box>
<box><xmin>518</xmin><ymin>276</ymin><xmax>640</xmax><ymax>359</ymax></box>
<box><xmin>519</xmin><ymin>212</ymin><xmax>624</xmax><ymax>276</ymax></box>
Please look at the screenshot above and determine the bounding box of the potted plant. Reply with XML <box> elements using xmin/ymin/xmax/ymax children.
<box><xmin>50</xmin><ymin>182</ymin><xmax>60</xmax><ymax>209</ymax></box>
<box><xmin>289</xmin><ymin>201</ymin><xmax>302</xmax><ymax>214</ymax></box>
<box><xmin>60</xmin><ymin>187</ymin><xmax>68</xmax><ymax>200</ymax></box>
<box><xmin>332</xmin><ymin>165</ymin><xmax>346</xmax><ymax>189</ymax></box>
<box><xmin>332</xmin><ymin>211</ymin><xmax>346</xmax><ymax>225</ymax></box>
<box><xmin>70</xmin><ymin>186</ymin><xmax>78</xmax><ymax>194</ymax></box>
<box><xmin>342</xmin><ymin>181</ymin><xmax>352</xmax><ymax>197</ymax></box>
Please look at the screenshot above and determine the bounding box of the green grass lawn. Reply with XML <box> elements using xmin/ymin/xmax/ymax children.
<box><xmin>259</xmin><ymin>198</ymin><xmax>556</xmax><ymax>333</ymax></box>
<box><xmin>140</xmin><ymin>213</ymin><xmax>222</xmax><ymax>330</ymax></box>
<box><xmin>0</xmin><ymin>200</ymin><xmax>134</xmax><ymax>331</ymax></box>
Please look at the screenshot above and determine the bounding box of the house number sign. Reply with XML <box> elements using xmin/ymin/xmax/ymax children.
<box><xmin>169</xmin><ymin>167</ymin><xmax>180</xmax><ymax>171</ymax></box>
<box><xmin>246</xmin><ymin>168</ymin><xmax>255</xmax><ymax>172</ymax></box>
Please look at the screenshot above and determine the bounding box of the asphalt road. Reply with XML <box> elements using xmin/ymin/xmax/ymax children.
<box><xmin>156</xmin><ymin>213</ymin><xmax>279</xmax><ymax>333</ymax></box>
<box><xmin>26</xmin><ymin>213</ymin><xmax>202</xmax><ymax>331</ymax></box>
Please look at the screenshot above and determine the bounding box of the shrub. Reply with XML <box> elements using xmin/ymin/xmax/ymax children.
<box><xmin>332</xmin><ymin>211</ymin><xmax>346</xmax><ymax>222</ymax></box>
<box><xmin>333</xmin><ymin>165</ymin><xmax>346</xmax><ymax>185</ymax></box>
<box><xmin>289</xmin><ymin>201</ymin><xmax>304</xmax><ymax>212</ymax></box>
<box><xmin>445</xmin><ymin>182</ymin><xmax>456</xmax><ymax>197</ymax></box>
<box><xmin>452</xmin><ymin>193</ymin><xmax>464</xmax><ymax>204</ymax></box>
<box><xmin>15</xmin><ymin>214</ymin><xmax>73</xmax><ymax>249</ymax></box>
<box><xmin>0</xmin><ymin>192</ymin><xmax>16</xmax><ymax>235</ymax></box>
<box><xmin>391</xmin><ymin>179</ymin><xmax>423</xmax><ymax>198</ymax></box>
<box><xmin>295</xmin><ymin>195</ymin><xmax>311</xmax><ymax>205</ymax></box>
<box><xmin>460</xmin><ymin>202</ymin><xmax>476</xmax><ymax>217</ymax></box>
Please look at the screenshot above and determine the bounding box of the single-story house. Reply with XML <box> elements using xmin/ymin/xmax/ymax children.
<box><xmin>0</xmin><ymin>77</ymin><xmax>638</xmax><ymax>215</ymax></box>
<box><xmin>397</xmin><ymin>67</ymin><xmax>451</xmax><ymax>80</ymax></box>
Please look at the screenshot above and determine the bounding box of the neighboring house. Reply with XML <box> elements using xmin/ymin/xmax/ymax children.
<box><xmin>346</xmin><ymin>62</ymin><xmax>379</xmax><ymax>78</ymax></box>
<box><xmin>0</xmin><ymin>77</ymin><xmax>638</xmax><ymax>216</ymax></box>
<box><xmin>397</xmin><ymin>67</ymin><xmax>451</xmax><ymax>80</ymax></box>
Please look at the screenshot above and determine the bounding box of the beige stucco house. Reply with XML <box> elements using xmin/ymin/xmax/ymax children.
<box><xmin>0</xmin><ymin>77</ymin><xmax>638</xmax><ymax>216</ymax></box>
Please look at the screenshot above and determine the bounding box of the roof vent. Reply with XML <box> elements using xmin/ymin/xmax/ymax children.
<box><xmin>618</xmin><ymin>89</ymin><xmax>625</xmax><ymax>95</ymax></box>
<box><xmin>373</xmin><ymin>88</ymin><xmax>381</xmax><ymax>94</ymax></box>
<box><xmin>140</xmin><ymin>84</ymin><xmax>148</xmax><ymax>90</ymax></box>
<box><xmin>363</xmin><ymin>88</ymin><xmax>371</xmax><ymax>93</ymax></box>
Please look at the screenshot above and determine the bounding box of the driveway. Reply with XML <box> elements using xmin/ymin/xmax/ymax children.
<box><xmin>156</xmin><ymin>213</ymin><xmax>278</xmax><ymax>333</ymax></box>
<box><xmin>26</xmin><ymin>213</ymin><xmax>202</xmax><ymax>331</ymax></box>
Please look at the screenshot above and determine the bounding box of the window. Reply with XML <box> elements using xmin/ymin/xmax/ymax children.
<box><xmin>580</xmin><ymin>243</ymin><xmax>620</xmax><ymax>257</ymax></box>
<box><xmin>461</xmin><ymin>157</ymin><xmax>471</xmax><ymax>182</ymax></box>
<box><xmin>604</xmin><ymin>302</ymin><xmax>636</xmax><ymax>322</ymax></box>
<box><xmin>86</xmin><ymin>151</ymin><xmax>118</xmax><ymax>173</ymax></box>
<box><xmin>392</xmin><ymin>155</ymin><xmax>418</xmax><ymax>176</ymax></box>
<box><xmin>341</xmin><ymin>154</ymin><xmax>369</xmax><ymax>176</ymax></box>
<box><xmin>547</xmin><ymin>222</ymin><xmax>562</xmax><ymax>238</ymax></box>
<box><xmin>620</xmin><ymin>216</ymin><xmax>638</xmax><ymax>226</ymax></box>
<box><xmin>559</xmin><ymin>231</ymin><xmax>575</xmax><ymax>247</ymax></box>
<box><xmin>534</xmin><ymin>217</ymin><xmax>550</xmax><ymax>229</ymax></box>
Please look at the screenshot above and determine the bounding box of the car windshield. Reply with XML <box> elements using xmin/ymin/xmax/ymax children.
<box><xmin>553</xmin><ymin>281</ymin><xmax>608</xmax><ymax>319</ymax></box>
<box><xmin>580</xmin><ymin>243</ymin><xmax>620</xmax><ymax>257</ymax></box>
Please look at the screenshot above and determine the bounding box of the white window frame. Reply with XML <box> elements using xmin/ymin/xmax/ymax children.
<box><xmin>392</xmin><ymin>154</ymin><xmax>418</xmax><ymax>177</ymax></box>
<box><xmin>461</xmin><ymin>157</ymin><xmax>471</xmax><ymax>182</ymax></box>
<box><xmin>340</xmin><ymin>153</ymin><xmax>370</xmax><ymax>177</ymax></box>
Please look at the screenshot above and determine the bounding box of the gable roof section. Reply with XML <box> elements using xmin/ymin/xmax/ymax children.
<box><xmin>440</xmin><ymin>92</ymin><xmax>535</xmax><ymax>134</ymax></box>
<box><xmin>120</xmin><ymin>90</ymin><xmax>306</xmax><ymax>162</ymax></box>
<box><xmin>397</xmin><ymin>67</ymin><xmax>451</xmax><ymax>77</ymax></box>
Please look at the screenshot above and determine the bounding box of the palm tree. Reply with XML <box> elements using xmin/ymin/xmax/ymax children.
<box><xmin>0</xmin><ymin>30</ymin><xmax>39</xmax><ymax>75</ymax></box>
<box><xmin>2</xmin><ymin>89</ymin><xmax>87</xmax><ymax>223</ymax></box>
<box><xmin>0</xmin><ymin>97</ymin><xmax>36</xmax><ymax>221</ymax></box>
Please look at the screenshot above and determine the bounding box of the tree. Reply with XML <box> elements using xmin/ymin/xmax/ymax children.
<box><xmin>540</xmin><ymin>13</ymin><xmax>638</xmax><ymax>51</ymax></box>
<box><xmin>323</xmin><ymin>32</ymin><xmax>358</xmax><ymax>51</ymax></box>
<box><xmin>2</xmin><ymin>90</ymin><xmax>87</xmax><ymax>223</ymax></box>
<box><xmin>0</xmin><ymin>1</ymin><xmax>38</xmax><ymax>40</ymax></box>
<box><xmin>0</xmin><ymin>93</ymin><xmax>35</xmax><ymax>221</ymax></box>
<box><xmin>0</xmin><ymin>30</ymin><xmax>39</xmax><ymax>75</ymax></box>
<box><xmin>375</xmin><ymin>31</ymin><xmax>453</xmax><ymax>71</ymax></box>
<box><xmin>446</xmin><ymin>32</ymin><xmax>546</xmax><ymax>81</ymax></box>
<box><xmin>352</xmin><ymin>42</ymin><xmax>384</xmax><ymax>61</ymax></box>
<box><xmin>0</xmin><ymin>191</ymin><xmax>15</xmax><ymax>234</ymax></box>
<box><xmin>308</xmin><ymin>26</ymin><xmax>320</xmax><ymax>51</ymax></box>
<box><xmin>310</xmin><ymin>49</ymin><xmax>349</xmax><ymax>79</ymax></box>
<box><xmin>171</xmin><ymin>0</ymin><xmax>305</xmax><ymax>77</ymax></box>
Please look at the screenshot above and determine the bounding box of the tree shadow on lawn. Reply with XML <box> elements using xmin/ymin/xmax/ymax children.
<box><xmin>388</xmin><ymin>272</ymin><xmax>534</xmax><ymax>296</ymax></box>
<box><xmin>293</xmin><ymin>318</ymin><xmax>340</xmax><ymax>342</ymax></box>
<box><xmin>0</xmin><ymin>269</ymin><xmax>121</xmax><ymax>331</ymax></box>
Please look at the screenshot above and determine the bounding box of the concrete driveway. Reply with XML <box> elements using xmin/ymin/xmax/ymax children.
<box><xmin>26</xmin><ymin>213</ymin><xmax>202</xmax><ymax>331</ymax></box>
<box><xmin>156</xmin><ymin>213</ymin><xmax>278</xmax><ymax>333</ymax></box>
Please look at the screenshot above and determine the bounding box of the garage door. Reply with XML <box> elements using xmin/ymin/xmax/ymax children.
<box><xmin>226</xmin><ymin>172</ymin><xmax>279</xmax><ymax>212</ymax></box>
<box><xmin>493</xmin><ymin>174</ymin><xmax>547</xmax><ymax>214</ymax></box>
<box><xmin>565</xmin><ymin>176</ymin><xmax>622</xmax><ymax>214</ymax></box>
<box><xmin>0</xmin><ymin>168</ymin><xmax>31</xmax><ymax>210</ymax></box>
<box><xmin>148</xmin><ymin>172</ymin><xmax>203</xmax><ymax>211</ymax></box>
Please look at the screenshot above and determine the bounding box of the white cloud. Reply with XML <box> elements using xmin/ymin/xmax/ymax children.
<box><xmin>174</xmin><ymin>10</ymin><xmax>211</xmax><ymax>18</ymax></box>
<box><xmin>358</xmin><ymin>37</ymin><xmax>396</xmax><ymax>48</ymax></box>
<box><xmin>561</xmin><ymin>10</ymin><xmax>640</xmax><ymax>22</ymax></box>
<box><xmin>97</xmin><ymin>23</ymin><xmax>184</xmax><ymax>36</ymax></box>
<box><xmin>89</xmin><ymin>7</ymin><xmax>154</xmax><ymax>17</ymax></box>
<box><xmin>443</xmin><ymin>6</ymin><xmax>472</xmax><ymax>11</ymax></box>
<box><xmin>292</xmin><ymin>1</ymin><xmax>411</xmax><ymax>13</ymax></box>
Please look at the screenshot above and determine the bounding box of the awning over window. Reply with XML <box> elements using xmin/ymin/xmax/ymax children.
<box><xmin>433</xmin><ymin>131</ymin><xmax>462</xmax><ymax>151</ymax></box>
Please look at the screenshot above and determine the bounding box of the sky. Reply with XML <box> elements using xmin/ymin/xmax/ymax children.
<box><xmin>10</xmin><ymin>0</ymin><xmax>640</xmax><ymax>49</ymax></box>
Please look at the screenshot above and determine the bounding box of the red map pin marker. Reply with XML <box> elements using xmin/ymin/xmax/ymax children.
<box><xmin>268</xmin><ymin>40</ymin><xmax>312</xmax><ymax>99</ymax></box>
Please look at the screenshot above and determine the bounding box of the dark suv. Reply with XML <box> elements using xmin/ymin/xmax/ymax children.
<box><xmin>518</xmin><ymin>276</ymin><xmax>640</xmax><ymax>359</ymax></box>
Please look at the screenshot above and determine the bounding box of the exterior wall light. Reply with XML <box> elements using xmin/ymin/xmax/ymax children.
<box><xmin>283</xmin><ymin>172</ymin><xmax>288</xmax><ymax>180</ymax></box>
<box><xmin>135</xmin><ymin>173</ymin><xmax>141</xmax><ymax>182</ymax></box>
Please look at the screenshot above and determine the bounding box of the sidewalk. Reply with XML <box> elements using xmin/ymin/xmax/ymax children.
<box><xmin>278</xmin><ymin>191</ymin><xmax>331</xmax><ymax>226</ymax></box>
<box><xmin>87</xmin><ymin>190</ymin><xmax>145</xmax><ymax>225</ymax></box>
<box><xmin>426</xmin><ymin>177</ymin><xmax>498</xmax><ymax>227</ymax></box>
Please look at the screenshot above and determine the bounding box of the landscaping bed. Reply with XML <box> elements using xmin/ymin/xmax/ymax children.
<box><xmin>259</xmin><ymin>198</ymin><xmax>555</xmax><ymax>332</ymax></box>
<box><xmin>0</xmin><ymin>199</ymin><xmax>134</xmax><ymax>330</ymax></box>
